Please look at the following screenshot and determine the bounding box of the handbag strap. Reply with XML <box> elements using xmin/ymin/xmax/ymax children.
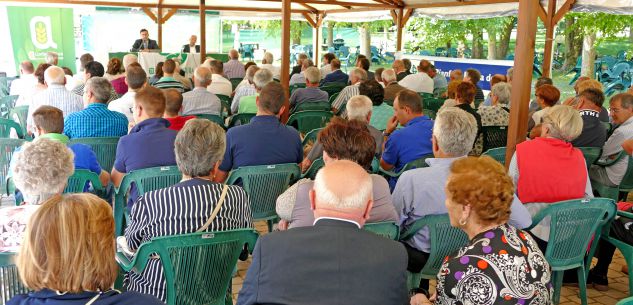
<box><xmin>196</xmin><ymin>184</ymin><xmax>229</xmax><ymax>233</ymax></box>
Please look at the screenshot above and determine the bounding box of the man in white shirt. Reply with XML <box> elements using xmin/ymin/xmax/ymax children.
<box><xmin>27</xmin><ymin>66</ymin><xmax>83</xmax><ymax>129</ymax></box>
<box><xmin>398</xmin><ymin>61</ymin><xmax>434</xmax><ymax>94</ymax></box>
<box><xmin>182</xmin><ymin>67</ymin><xmax>221</xmax><ymax>115</ymax></box>
<box><xmin>206</xmin><ymin>59</ymin><xmax>233</xmax><ymax>97</ymax></box>
<box><xmin>10</xmin><ymin>61</ymin><xmax>37</xmax><ymax>97</ymax></box>
<box><xmin>289</xmin><ymin>59</ymin><xmax>313</xmax><ymax>85</ymax></box>
<box><xmin>231</xmin><ymin>66</ymin><xmax>260</xmax><ymax>114</ymax></box>
<box><xmin>108</xmin><ymin>64</ymin><xmax>146</xmax><ymax>123</ymax></box>
<box><xmin>260</xmin><ymin>52</ymin><xmax>281</xmax><ymax>80</ymax></box>
<box><xmin>320</xmin><ymin>53</ymin><xmax>336</xmax><ymax>79</ymax></box>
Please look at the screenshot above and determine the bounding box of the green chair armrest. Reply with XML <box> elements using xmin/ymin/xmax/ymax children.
<box><xmin>596</xmin><ymin>151</ymin><xmax>626</xmax><ymax>167</ymax></box>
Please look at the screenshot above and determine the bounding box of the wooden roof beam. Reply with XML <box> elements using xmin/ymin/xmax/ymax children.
<box><xmin>405</xmin><ymin>0</ymin><xmax>517</xmax><ymax>9</ymax></box>
<box><xmin>552</xmin><ymin>0</ymin><xmax>575</xmax><ymax>24</ymax></box>
<box><xmin>141</xmin><ymin>7</ymin><xmax>158</xmax><ymax>22</ymax></box>
<box><xmin>401</xmin><ymin>7</ymin><xmax>413</xmax><ymax>27</ymax></box>
<box><xmin>161</xmin><ymin>7</ymin><xmax>178</xmax><ymax>23</ymax></box>
<box><xmin>298</xmin><ymin>2</ymin><xmax>318</xmax><ymax>12</ymax></box>
<box><xmin>292</xmin><ymin>0</ymin><xmax>392</xmax><ymax>8</ymax></box>
<box><xmin>302</xmin><ymin>12</ymin><xmax>318</xmax><ymax>27</ymax></box>
<box><xmin>536</xmin><ymin>1</ymin><xmax>546</xmax><ymax>23</ymax></box>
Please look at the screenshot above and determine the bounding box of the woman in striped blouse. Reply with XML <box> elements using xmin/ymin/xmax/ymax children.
<box><xmin>124</xmin><ymin>119</ymin><xmax>253</xmax><ymax>302</ymax></box>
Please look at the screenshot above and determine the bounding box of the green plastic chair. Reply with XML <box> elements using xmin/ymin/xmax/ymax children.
<box><xmin>483</xmin><ymin>147</ymin><xmax>507</xmax><ymax>166</ymax></box>
<box><xmin>378</xmin><ymin>154</ymin><xmax>433</xmax><ymax>180</ymax></box>
<box><xmin>602</xmin><ymin>209</ymin><xmax>633</xmax><ymax>296</ymax></box>
<box><xmin>302</xmin><ymin>158</ymin><xmax>324</xmax><ymax>180</ymax></box>
<box><xmin>423</xmin><ymin>109</ymin><xmax>436</xmax><ymax>120</ymax></box>
<box><xmin>419</xmin><ymin>92</ymin><xmax>433</xmax><ymax>100</ymax></box>
<box><xmin>577</xmin><ymin>146</ymin><xmax>602</xmax><ymax>170</ymax></box>
<box><xmin>526</xmin><ymin>198</ymin><xmax>616</xmax><ymax>305</ymax></box>
<box><xmin>114</xmin><ymin>166</ymin><xmax>183</xmax><ymax>236</ymax></box>
<box><xmin>302</xmin><ymin>127</ymin><xmax>323</xmax><ymax>148</ymax></box>
<box><xmin>603</xmin><ymin>122</ymin><xmax>613</xmax><ymax>137</ymax></box>
<box><xmin>116</xmin><ymin>229</ymin><xmax>258</xmax><ymax>305</ymax></box>
<box><xmin>0</xmin><ymin>95</ymin><xmax>18</xmax><ymax>118</ymax></box>
<box><xmin>423</xmin><ymin>98</ymin><xmax>445</xmax><ymax>113</ymax></box>
<box><xmin>328</xmin><ymin>92</ymin><xmax>340</xmax><ymax>105</ymax></box>
<box><xmin>289</xmin><ymin>83</ymin><xmax>306</xmax><ymax>95</ymax></box>
<box><xmin>0</xmin><ymin>118</ymin><xmax>24</xmax><ymax>139</ymax></box>
<box><xmin>591</xmin><ymin>151</ymin><xmax>633</xmax><ymax>201</ymax></box>
<box><xmin>230</xmin><ymin>78</ymin><xmax>243</xmax><ymax>91</ymax></box>
<box><xmin>193</xmin><ymin>114</ymin><xmax>227</xmax><ymax>129</ymax></box>
<box><xmin>474</xmin><ymin>99</ymin><xmax>484</xmax><ymax>108</ymax></box>
<box><xmin>0</xmin><ymin>252</ymin><xmax>29</xmax><ymax>303</ymax></box>
<box><xmin>399</xmin><ymin>214</ymin><xmax>469</xmax><ymax>290</ymax></box>
<box><xmin>481</xmin><ymin>125</ymin><xmax>508</xmax><ymax>152</ymax></box>
<box><xmin>384</xmin><ymin>99</ymin><xmax>394</xmax><ymax>107</ymax></box>
<box><xmin>216</xmin><ymin>94</ymin><xmax>232</xmax><ymax>117</ymax></box>
<box><xmin>294</xmin><ymin>101</ymin><xmax>331</xmax><ymax>112</ymax></box>
<box><xmin>320</xmin><ymin>82</ymin><xmax>346</xmax><ymax>97</ymax></box>
<box><xmin>228</xmin><ymin>113</ymin><xmax>255</xmax><ymax>128</ymax></box>
<box><xmin>64</xmin><ymin>169</ymin><xmax>104</xmax><ymax>193</ymax></box>
<box><xmin>227</xmin><ymin>163</ymin><xmax>300</xmax><ymax>232</ymax></box>
<box><xmin>287</xmin><ymin>111</ymin><xmax>333</xmax><ymax>135</ymax></box>
<box><xmin>0</xmin><ymin>138</ymin><xmax>25</xmax><ymax>196</ymax></box>
<box><xmin>617</xmin><ymin>296</ymin><xmax>633</xmax><ymax>305</ymax></box>
<box><xmin>8</xmin><ymin>105</ymin><xmax>28</xmax><ymax>137</ymax></box>
<box><xmin>69</xmin><ymin>137</ymin><xmax>120</xmax><ymax>172</ymax></box>
<box><xmin>363</xmin><ymin>221</ymin><xmax>399</xmax><ymax>240</ymax></box>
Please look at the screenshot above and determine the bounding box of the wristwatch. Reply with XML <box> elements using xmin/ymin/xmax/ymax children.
<box><xmin>382</xmin><ymin>131</ymin><xmax>391</xmax><ymax>137</ymax></box>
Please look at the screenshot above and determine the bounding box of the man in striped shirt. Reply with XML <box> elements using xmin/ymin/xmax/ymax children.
<box><xmin>224</xmin><ymin>49</ymin><xmax>245</xmax><ymax>79</ymax></box>
<box><xmin>71</xmin><ymin>61</ymin><xmax>119</xmax><ymax>103</ymax></box>
<box><xmin>331</xmin><ymin>68</ymin><xmax>367</xmax><ymax>115</ymax></box>
<box><xmin>181</xmin><ymin>67</ymin><xmax>221</xmax><ymax>116</ymax></box>
<box><xmin>27</xmin><ymin>66</ymin><xmax>83</xmax><ymax>131</ymax></box>
<box><xmin>153</xmin><ymin>59</ymin><xmax>185</xmax><ymax>93</ymax></box>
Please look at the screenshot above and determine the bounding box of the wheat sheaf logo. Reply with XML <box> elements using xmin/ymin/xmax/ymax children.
<box><xmin>29</xmin><ymin>16</ymin><xmax>58</xmax><ymax>49</ymax></box>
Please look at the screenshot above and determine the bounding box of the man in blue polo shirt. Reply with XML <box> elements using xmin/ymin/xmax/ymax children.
<box><xmin>111</xmin><ymin>86</ymin><xmax>177</xmax><ymax>209</ymax></box>
<box><xmin>214</xmin><ymin>82</ymin><xmax>303</xmax><ymax>183</ymax></box>
<box><xmin>64</xmin><ymin>77</ymin><xmax>129</xmax><ymax>139</ymax></box>
<box><xmin>380</xmin><ymin>89</ymin><xmax>434</xmax><ymax>190</ymax></box>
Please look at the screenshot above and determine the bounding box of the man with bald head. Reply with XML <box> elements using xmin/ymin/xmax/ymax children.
<box><xmin>182</xmin><ymin>35</ymin><xmax>199</xmax><ymax>53</ymax></box>
<box><xmin>392</xmin><ymin>59</ymin><xmax>408</xmax><ymax>81</ymax></box>
<box><xmin>10</xmin><ymin>61</ymin><xmax>36</xmax><ymax>97</ymax></box>
<box><xmin>237</xmin><ymin>160</ymin><xmax>407</xmax><ymax>305</ymax></box>
<box><xmin>181</xmin><ymin>66</ymin><xmax>221</xmax><ymax>115</ymax></box>
<box><xmin>224</xmin><ymin>49</ymin><xmax>245</xmax><ymax>79</ymax></box>
<box><xmin>382</xmin><ymin>68</ymin><xmax>406</xmax><ymax>101</ymax></box>
<box><xmin>27</xmin><ymin>66</ymin><xmax>83</xmax><ymax>130</ymax></box>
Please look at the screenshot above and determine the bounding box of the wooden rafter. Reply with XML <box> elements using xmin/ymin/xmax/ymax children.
<box><xmin>316</xmin><ymin>12</ymin><xmax>326</xmax><ymax>27</ymax></box>
<box><xmin>552</xmin><ymin>0</ymin><xmax>575</xmax><ymax>24</ymax></box>
<box><xmin>400</xmin><ymin>8</ymin><xmax>413</xmax><ymax>27</ymax></box>
<box><xmin>390</xmin><ymin>9</ymin><xmax>397</xmax><ymax>23</ymax></box>
<box><xmin>302</xmin><ymin>12</ymin><xmax>318</xmax><ymax>27</ymax></box>
<box><xmin>298</xmin><ymin>2</ymin><xmax>318</xmax><ymax>12</ymax></box>
<box><xmin>292</xmin><ymin>0</ymin><xmax>391</xmax><ymax>8</ymax></box>
<box><xmin>161</xmin><ymin>8</ymin><xmax>178</xmax><ymax>23</ymax></box>
<box><xmin>535</xmin><ymin>2</ymin><xmax>546</xmax><ymax>23</ymax></box>
<box><xmin>406</xmin><ymin>0</ymin><xmax>517</xmax><ymax>9</ymax></box>
<box><xmin>141</xmin><ymin>7</ymin><xmax>157</xmax><ymax>22</ymax></box>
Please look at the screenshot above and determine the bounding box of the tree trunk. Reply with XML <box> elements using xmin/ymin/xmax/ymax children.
<box><xmin>630</xmin><ymin>26</ymin><xmax>633</xmax><ymax>43</ymax></box>
<box><xmin>487</xmin><ymin>29</ymin><xmax>497</xmax><ymax>60</ymax></box>
<box><xmin>496</xmin><ymin>17</ymin><xmax>515</xmax><ymax>59</ymax></box>
<box><xmin>581</xmin><ymin>31</ymin><xmax>596</xmax><ymax>78</ymax></box>
<box><xmin>471</xmin><ymin>30</ymin><xmax>484</xmax><ymax>59</ymax></box>
<box><xmin>359</xmin><ymin>25</ymin><xmax>371</xmax><ymax>58</ymax></box>
<box><xmin>327</xmin><ymin>22</ymin><xmax>334</xmax><ymax>47</ymax></box>
<box><xmin>562</xmin><ymin>16</ymin><xmax>583</xmax><ymax>71</ymax></box>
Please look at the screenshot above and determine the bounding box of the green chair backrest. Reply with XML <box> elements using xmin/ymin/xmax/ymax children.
<box><xmin>294</xmin><ymin>101</ymin><xmax>331</xmax><ymax>112</ymax></box>
<box><xmin>193</xmin><ymin>114</ymin><xmax>226</xmax><ymax>129</ymax></box>
<box><xmin>384</xmin><ymin>99</ymin><xmax>394</xmax><ymax>106</ymax></box>
<box><xmin>116</xmin><ymin>230</ymin><xmax>258</xmax><ymax>305</ymax></box>
<box><xmin>320</xmin><ymin>82</ymin><xmax>347</xmax><ymax>97</ymax></box>
<box><xmin>69</xmin><ymin>137</ymin><xmax>120</xmax><ymax>172</ymax></box>
<box><xmin>328</xmin><ymin>92</ymin><xmax>340</xmax><ymax>105</ymax></box>
<box><xmin>419</xmin><ymin>92</ymin><xmax>433</xmax><ymax>100</ymax></box>
<box><xmin>617</xmin><ymin>297</ymin><xmax>633</xmax><ymax>305</ymax></box>
<box><xmin>287</xmin><ymin>110</ymin><xmax>333</xmax><ymax>135</ymax></box>
<box><xmin>64</xmin><ymin>169</ymin><xmax>104</xmax><ymax>193</ymax></box>
<box><xmin>423</xmin><ymin>98</ymin><xmax>445</xmax><ymax>113</ymax></box>
<box><xmin>474</xmin><ymin>99</ymin><xmax>484</xmax><ymax>108</ymax></box>
<box><xmin>363</xmin><ymin>221</ymin><xmax>399</xmax><ymax>240</ymax></box>
<box><xmin>227</xmin><ymin>163</ymin><xmax>300</xmax><ymax>221</ymax></box>
<box><xmin>289</xmin><ymin>83</ymin><xmax>306</xmax><ymax>95</ymax></box>
<box><xmin>230</xmin><ymin>78</ymin><xmax>243</xmax><ymax>91</ymax></box>
<box><xmin>302</xmin><ymin>158</ymin><xmax>324</xmax><ymax>180</ymax></box>
<box><xmin>400</xmin><ymin>214</ymin><xmax>469</xmax><ymax>279</ymax></box>
<box><xmin>216</xmin><ymin>95</ymin><xmax>232</xmax><ymax>117</ymax></box>
<box><xmin>577</xmin><ymin>147</ymin><xmax>602</xmax><ymax>169</ymax></box>
<box><xmin>0</xmin><ymin>95</ymin><xmax>18</xmax><ymax>118</ymax></box>
<box><xmin>0</xmin><ymin>118</ymin><xmax>24</xmax><ymax>139</ymax></box>
<box><xmin>8</xmin><ymin>105</ymin><xmax>28</xmax><ymax>137</ymax></box>
<box><xmin>228</xmin><ymin>113</ymin><xmax>255</xmax><ymax>128</ymax></box>
<box><xmin>603</xmin><ymin>122</ymin><xmax>613</xmax><ymax>137</ymax></box>
<box><xmin>603</xmin><ymin>210</ymin><xmax>633</xmax><ymax>296</ymax></box>
<box><xmin>482</xmin><ymin>125</ymin><xmax>508</xmax><ymax>152</ymax></box>
<box><xmin>0</xmin><ymin>138</ymin><xmax>25</xmax><ymax>195</ymax></box>
<box><xmin>423</xmin><ymin>109</ymin><xmax>436</xmax><ymax>120</ymax></box>
<box><xmin>483</xmin><ymin>147</ymin><xmax>507</xmax><ymax>166</ymax></box>
<box><xmin>302</xmin><ymin>127</ymin><xmax>323</xmax><ymax>148</ymax></box>
<box><xmin>379</xmin><ymin>154</ymin><xmax>433</xmax><ymax>179</ymax></box>
<box><xmin>0</xmin><ymin>252</ymin><xmax>29</xmax><ymax>303</ymax></box>
<box><xmin>617</xmin><ymin>154</ymin><xmax>633</xmax><ymax>192</ymax></box>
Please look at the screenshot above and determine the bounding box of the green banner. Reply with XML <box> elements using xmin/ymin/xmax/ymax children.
<box><xmin>7</xmin><ymin>7</ymin><xmax>76</xmax><ymax>73</ymax></box>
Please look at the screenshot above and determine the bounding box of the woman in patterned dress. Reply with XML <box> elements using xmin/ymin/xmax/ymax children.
<box><xmin>411</xmin><ymin>156</ymin><xmax>552</xmax><ymax>305</ymax></box>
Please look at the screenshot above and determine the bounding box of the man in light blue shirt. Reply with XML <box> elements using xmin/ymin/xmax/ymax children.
<box><xmin>392</xmin><ymin>107</ymin><xmax>531</xmax><ymax>288</ymax></box>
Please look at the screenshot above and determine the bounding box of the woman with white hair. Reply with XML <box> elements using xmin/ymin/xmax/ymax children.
<box><xmin>0</xmin><ymin>139</ymin><xmax>74</xmax><ymax>252</ymax></box>
<box><xmin>477</xmin><ymin>82</ymin><xmax>511</xmax><ymax>126</ymax></box>
<box><xmin>260</xmin><ymin>52</ymin><xmax>281</xmax><ymax>80</ymax></box>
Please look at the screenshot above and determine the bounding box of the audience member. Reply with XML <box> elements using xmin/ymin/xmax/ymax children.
<box><xmin>529</xmin><ymin>84</ymin><xmax>560</xmax><ymax>130</ymax></box>
<box><xmin>454</xmin><ymin>81</ymin><xmax>483</xmax><ymax>154</ymax></box>
<box><xmin>153</xmin><ymin>59</ymin><xmax>185</xmax><ymax>93</ymax></box>
<box><xmin>0</xmin><ymin>139</ymin><xmax>73</xmax><ymax>252</ymax></box>
<box><xmin>224</xmin><ymin>49</ymin><xmax>246</xmax><ymax>79</ymax></box>
<box><xmin>27</xmin><ymin>66</ymin><xmax>82</xmax><ymax>129</ymax></box>
<box><xmin>528</xmin><ymin>77</ymin><xmax>553</xmax><ymax>112</ymax></box>
<box><xmin>71</xmin><ymin>61</ymin><xmax>119</xmax><ymax>102</ymax></box>
<box><xmin>238</xmin><ymin>160</ymin><xmax>408</xmax><ymax>305</ymax></box>
<box><xmin>289</xmin><ymin>58</ymin><xmax>313</xmax><ymax>85</ymax></box>
<box><xmin>44</xmin><ymin>52</ymin><xmax>58</xmax><ymax>65</ymax></box>
<box><xmin>320</xmin><ymin>59</ymin><xmax>348</xmax><ymax>86</ymax></box>
<box><xmin>207</xmin><ymin>59</ymin><xmax>232</xmax><ymax>96</ymax></box>
<box><xmin>392</xmin><ymin>59</ymin><xmax>408</xmax><ymax>81</ymax></box>
<box><xmin>399</xmin><ymin>61</ymin><xmax>434</xmax><ymax>94</ymax></box>
<box><xmin>562</xmin><ymin>76</ymin><xmax>591</xmax><ymax>106</ymax></box>
<box><xmin>172</xmin><ymin>61</ymin><xmax>192</xmax><ymax>90</ymax></box>
<box><xmin>215</xmin><ymin>82</ymin><xmax>302</xmax><ymax>183</ymax></box>
<box><xmin>464</xmin><ymin>68</ymin><xmax>485</xmax><ymax>101</ymax></box>
<box><xmin>182</xmin><ymin>66</ymin><xmax>221</xmax><ymax>115</ymax></box>
<box><xmin>331</xmin><ymin>68</ymin><xmax>367</xmax><ymax>114</ymax></box>
<box><xmin>419</xmin><ymin>60</ymin><xmax>448</xmax><ymax>93</ymax></box>
<box><xmin>380</xmin><ymin>89</ymin><xmax>434</xmax><ymax>189</ymax></box>
<box><xmin>104</xmin><ymin>57</ymin><xmax>124</xmax><ymax>82</ymax></box>
<box><xmin>125</xmin><ymin>119</ymin><xmax>253</xmax><ymax>302</ymax></box>
<box><xmin>477</xmin><ymin>82</ymin><xmax>511</xmax><ymax>127</ymax></box>
<box><xmin>571</xmin><ymin>88</ymin><xmax>607</xmax><ymax>148</ymax></box>
<box><xmin>163</xmin><ymin>89</ymin><xmax>195</xmax><ymax>131</ymax></box>
<box><xmin>449</xmin><ymin>69</ymin><xmax>463</xmax><ymax>82</ymax></box>
<box><xmin>71</xmin><ymin>53</ymin><xmax>94</xmax><ymax>87</ymax></box>
<box><xmin>506</xmin><ymin>67</ymin><xmax>514</xmax><ymax>83</ymax></box>
<box><xmin>359</xmin><ymin>79</ymin><xmax>390</xmax><ymax>131</ymax></box>
<box><xmin>10</xmin><ymin>61</ymin><xmax>36</xmax><ymax>97</ymax></box>
<box><xmin>403</xmin><ymin>59</ymin><xmax>412</xmax><ymax>75</ymax></box>
<box><xmin>382</xmin><ymin>68</ymin><xmax>406</xmax><ymax>101</ymax></box>
<box><xmin>111</xmin><ymin>86</ymin><xmax>177</xmax><ymax>210</ymax></box>
<box><xmin>374</xmin><ymin>67</ymin><xmax>384</xmax><ymax>84</ymax></box>
<box><xmin>411</xmin><ymin>156</ymin><xmax>550</xmax><ymax>305</ymax></box>
<box><xmin>16</xmin><ymin>63</ymin><xmax>49</xmax><ymax>106</ymax></box>
<box><xmin>573</xmin><ymin>79</ymin><xmax>609</xmax><ymax>122</ymax></box>
<box><xmin>64</xmin><ymin>77</ymin><xmax>128</xmax><ymax>138</ymax></box>
<box><xmin>109</xmin><ymin>63</ymin><xmax>146</xmax><ymax>123</ymax></box>
<box><xmin>482</xmin><ymin>73</ymin><xmax>507</xmax><ymax>106</ymax></box>
<box><xmin>238</xmin><ymin>68</ymin><xmax>274</xmax><ymax>114</ymax></box>
<box><xmin>289</xmin><ymin>66</ymin><xmax>328</xmax><ymax>112</ymax></box>
<box><xmin>277</xmin><ymin>118</ymin><xmax>397</xmax><ymax>229</ymax></box>
<box><xmin>394</xmin><ymin>108</ymin><xmax>531</xmax><ymax>289</ymax></box>
<box><xmin>356</xmin><ymin>57</ymin><xmax>374</xmax><ymax>81</ymax></box>
<box><xmin>231</xmin><ymin>66</ymin><xmax>260</xmax><ymax>114</ymax></box>
<box><xmin>111</xmin><ymin>54</ymin><xmax>138</xmax><ymax>95</ymax></box>
<box><xmin>320</xmin><ymin>52</ymin><xmax>336</xmax><ymax>78</ymax></box>
<box><xmin>590</xmin><ymin>93</ymin><xmax>633</xmax><ymax>188</ymax></box>
<box><xmin>260</xmin><ymin>52</ymin><xmax>281</xmax><ymax>80</ymax></box>
<box><xmin>148</xmin><ymin>62</ymin><xmax>163</xmax><ymax>85</ymax></box>
<box><xmin>440</xmin><ymin>80</ymin><xmax>460</xmax><ymax>106</ymax></box>
<box><xmin>290</xmin><ymin>53</ymin><xmax>308</xmax><ymax>78</ymax></box>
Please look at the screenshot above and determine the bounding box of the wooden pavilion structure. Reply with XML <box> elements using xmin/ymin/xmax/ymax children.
<box><xmin>0</xmin><ymin>0</ymin><xmax>594</xmax><ymax>161</ymax></box>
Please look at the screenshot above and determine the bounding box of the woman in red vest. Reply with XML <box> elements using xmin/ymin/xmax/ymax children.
<box><xmin>508</xmin><ymin>105</ymin><xmax>592</xmax><ymax>250</ymax></box>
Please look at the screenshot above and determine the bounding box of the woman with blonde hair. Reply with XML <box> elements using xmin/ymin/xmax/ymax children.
<box><xmin>7</xmin><ymin>193</ymin><xmax>163</xmax><ymax>305</ymax></box>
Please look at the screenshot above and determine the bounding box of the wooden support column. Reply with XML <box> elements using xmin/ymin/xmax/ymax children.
<box><xmin>157</xmin><ymin>4</ymin><xmax>163</xmax><ymax>49</ymax></box>
<box><xmin>506</xmin><ymin>0</ymin><xmax>538</xmax><ymax>165</ymax></box>
<box><xmin>200</xmin><ymin>0</ymin><xmax>206</xmax><ymax>59</ymax></box>
<box><xmin>395</xmin><ymin>8</ymin><xmax>403</xmax><ymax>51</ymax></box>
<box><xmin>541</xmin><ymin>0</ymin><xmax>557</xmax><ymax>78</ymax></box>
<box><xmin>305</xmin><ymin>13</ymin><xmax>325</xmax><ymax>68</ymax></box>
<box><xmin>280</xmin><ymin>0</ymin><xmax>292</xmax><ymax>122</ymax></box>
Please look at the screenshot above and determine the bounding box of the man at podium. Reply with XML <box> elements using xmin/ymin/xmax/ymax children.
<box><xmin>131</xmin><ymin>29</ymin><xmax>159</xmax><ymax>52</ymax></box>
<box><xmin>182</xmin><ymin>35</ymin><xmax>200</xmax><ymax>53</ymax></box>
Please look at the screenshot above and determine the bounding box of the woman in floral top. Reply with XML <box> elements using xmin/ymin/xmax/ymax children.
<box><xmin>477</xmin><ymin>82</ymin><xmax>511</xmax><ymax>127</ymax></box>
<box><xmin>411</xmin><ymin>156</ymin><xmax>552</xmax><ymax>305</ymax></box>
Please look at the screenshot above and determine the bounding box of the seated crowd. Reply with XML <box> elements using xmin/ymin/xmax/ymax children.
<box><xmin>2</xmin><ymin>49</ymin><xmax>633</xmax><ymax>305</ymax></box>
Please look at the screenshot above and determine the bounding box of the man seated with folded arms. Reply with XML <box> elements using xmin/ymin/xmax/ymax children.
<box><xmin>163</xmin><ymin>89</ymin><xmax>195</xmax><ymax>131</ymax></box>
<box><xmin>111</xmin><ymin>86</ymin><xmax>177</xmax><ymax>210</ymax></box>
<box><xmin>393</xmin><ymin>107</ymin><xmax>531</xmax><ymax>290</ymax></box>
<box><xmin>238</xmin><ymin>160</ymin><xmax>408</xmax><ymax>305</ymax></box>
<box><xmin>214</xmin><ymin>82</ymin><xmax>302</xmax><ymax>183</ymax></box>
<box><xmin>289</xmin><ymin>66</ymin><xmax>328</xmax><ymax>112</ymax></box>
<box><xmin>380</xmin><ymin>89</ymin><xmax>434</xmax><ymax>189</ymax></box>
<box><xmin>331</xmin><ymin>68</ymin><xmax>367</xmax><ymax>115</ymax></box>
<box><xmin>153</xmin><ymin>59</ymin><xmax>185</xmax><ymax>93</ymax></box>
<box><xmin>238</xmin><ymin>69</ymin><xmax>274</xmax><ymax>114</ymax></box>
<box><xmin>181</xmin><ymin>66</ymin><xmax>221</xmax><ymax>116</ymax></box>
<box><xmin>109</xmin><ymin>62</ymin><xmax>146</xmax><ymax>123</ymax></box>
<box><xmin>64</xmin><ymin>77</ymin><xmax>129</xmax><ymax>139</ymax></box>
